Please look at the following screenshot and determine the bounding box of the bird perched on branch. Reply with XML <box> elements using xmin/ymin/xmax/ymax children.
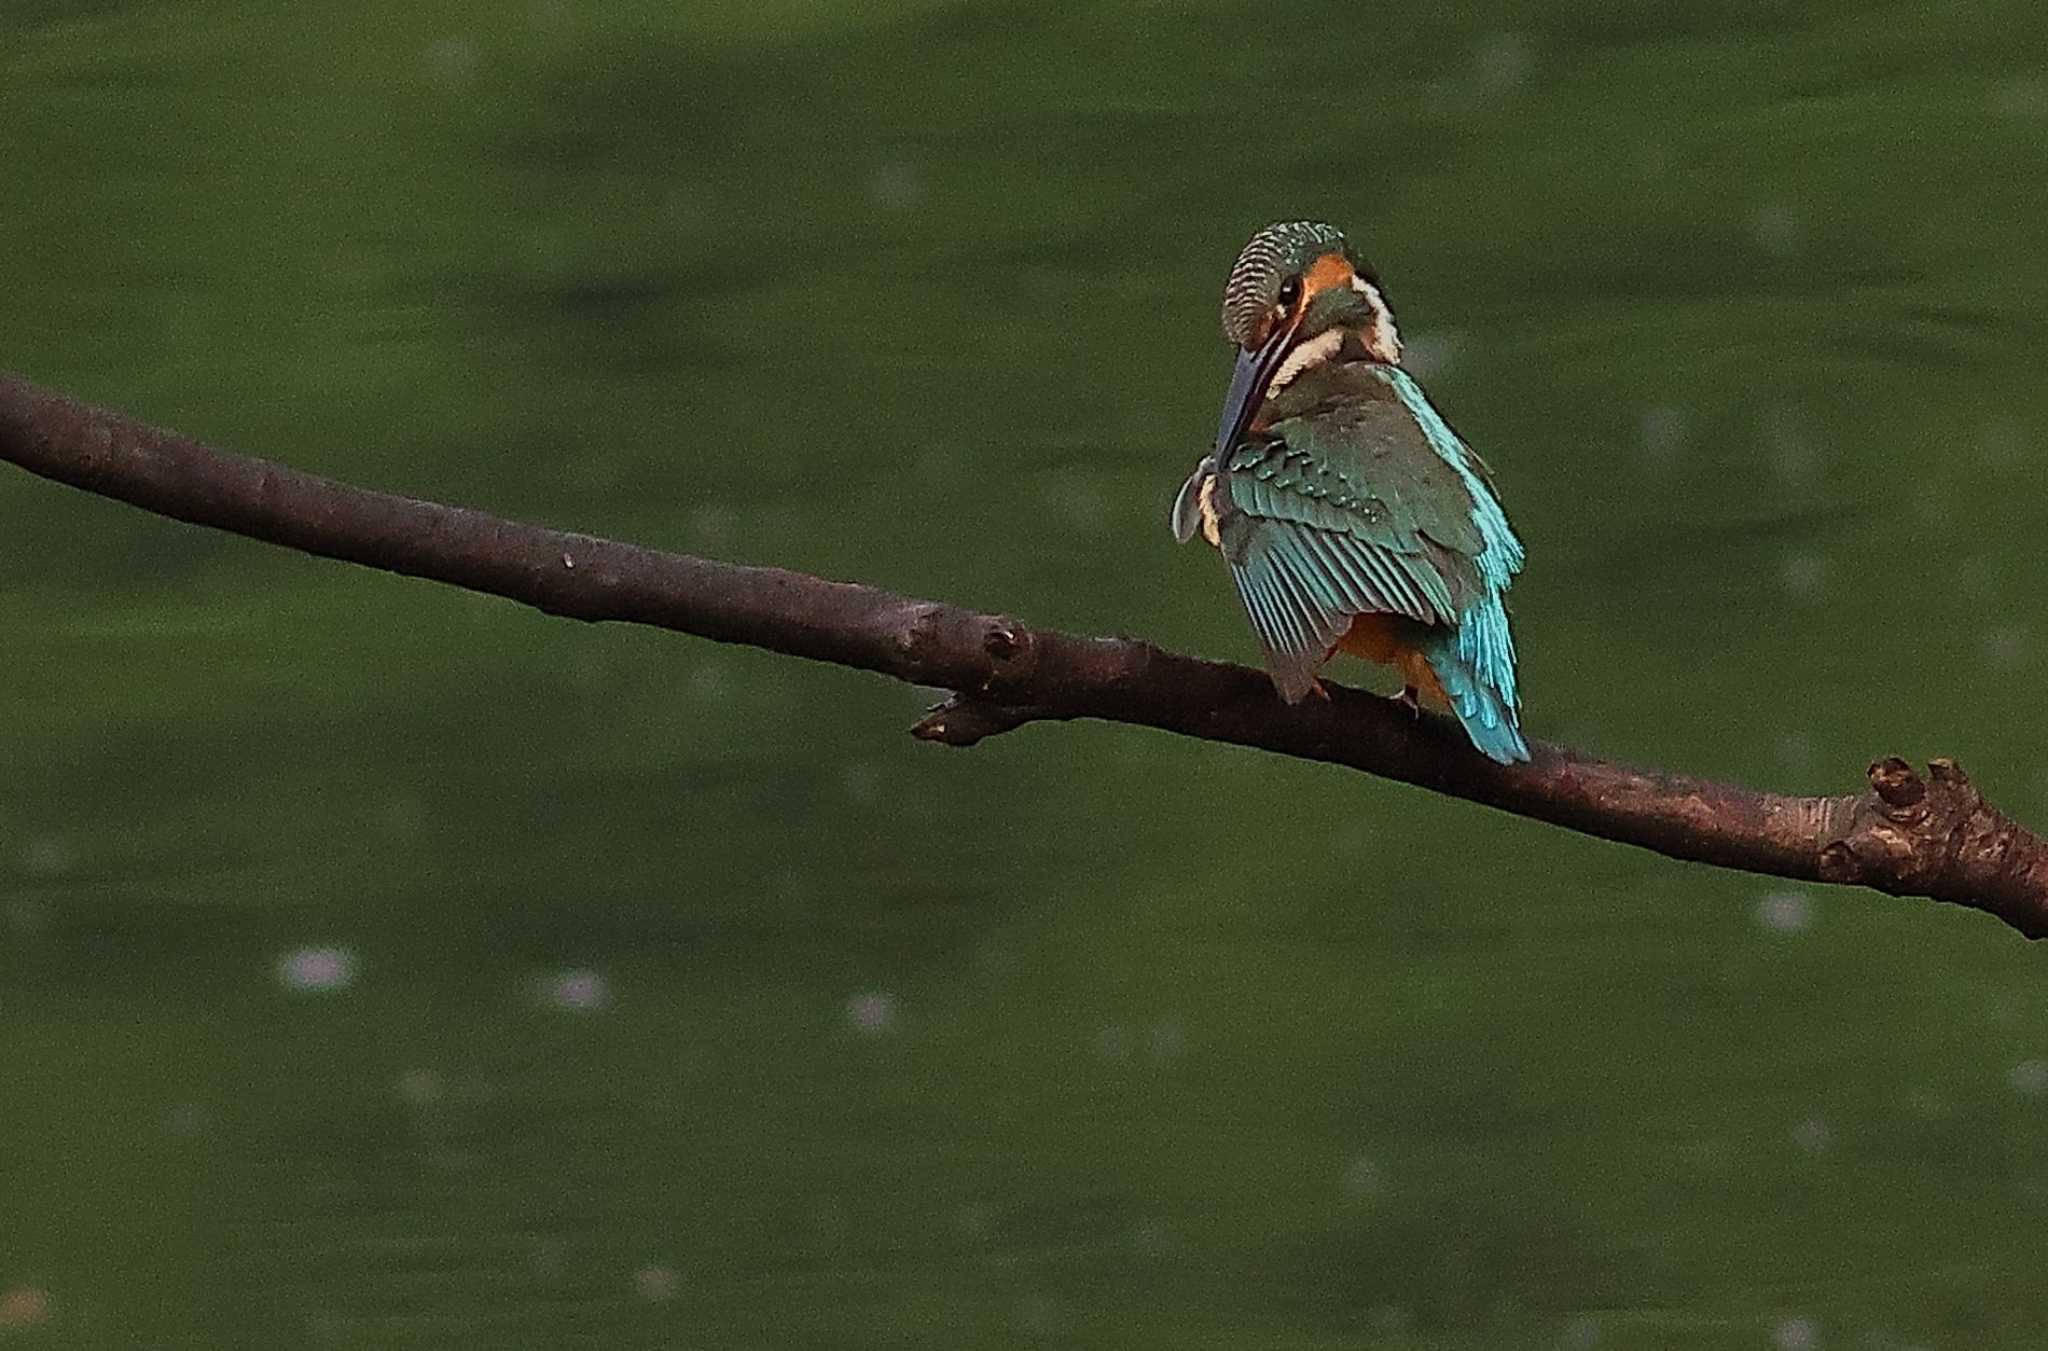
<box><xmin>1171</xmin><ymin>220</ymin><xmax>1529</xmax><ymax>763</ymax></box>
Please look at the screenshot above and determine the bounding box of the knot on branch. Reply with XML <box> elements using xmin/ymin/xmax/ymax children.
<box><xmin>1868</xmin><ymin>755</ymin><xmax>1929</xmax><ymax>816</ymax></box>
<box><xmin>976</xmin><ymin>615</ymin><xmax>1038</xmax><ymax>688</ymax></box>
<box><xmin>889</xmin><ymin>604</ymin><xmax>1040</xmax><ymax>695</ymax></box>
<box><xmin>1820</xmin><ymin>757</ymin><xmax>1978</xmax><ymax>891</ymax></box>
<box><xmin>1819</xmin><ymin>756</ymin><xmax>2048</xmax><ymax>938</ymax></box>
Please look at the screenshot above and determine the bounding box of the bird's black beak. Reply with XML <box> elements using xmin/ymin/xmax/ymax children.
<box><xmin>1210</xmin><ymin>317</ymin><xmax>1300</xmax><ymax>467</ymax></box>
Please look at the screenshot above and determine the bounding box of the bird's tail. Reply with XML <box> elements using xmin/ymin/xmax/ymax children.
<box><xmin>1422</xmin><ymin>627</ymin><xmax>1529</xmax><ymax>765</ymax></box>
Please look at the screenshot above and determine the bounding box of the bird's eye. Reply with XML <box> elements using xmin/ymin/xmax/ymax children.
<box><xmin>1276</xmin><ymin>276</ymin><xmax>1302</xmax><ymax>309</ymax></box>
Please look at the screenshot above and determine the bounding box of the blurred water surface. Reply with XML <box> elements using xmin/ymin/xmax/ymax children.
<box><xmin>5</xmin><ymin>2</ymin><xmax>2048</xmax><ymax>1346</ymax></box>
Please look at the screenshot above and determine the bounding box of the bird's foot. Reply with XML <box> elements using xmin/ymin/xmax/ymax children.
<box><xmin>1390</xmin><ymin>686</ymin><xmax>1423</xmax><ymax>719</ymax></box>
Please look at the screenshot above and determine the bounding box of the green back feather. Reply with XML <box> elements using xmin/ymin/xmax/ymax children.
<box><xmin>1191</xmin><ymin>361</ymin><xmax>1526</xmax><ymax>757</ymax></box>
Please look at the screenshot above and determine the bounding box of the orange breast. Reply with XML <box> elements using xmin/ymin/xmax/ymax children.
<box><xmin>1335</xmin><ymin>614</ymin><xmax>1449</xmax><ymax>709</ymax></box>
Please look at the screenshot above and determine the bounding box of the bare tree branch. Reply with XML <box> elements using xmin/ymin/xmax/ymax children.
<box><xmin>5</xmin><ymin>370</ymin><xmax>2046</xmax><ymax>938</ymax></box>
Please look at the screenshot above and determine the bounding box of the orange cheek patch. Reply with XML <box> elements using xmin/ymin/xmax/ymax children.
<box><xmin>1302</xmin><ymin>251</ymin><xmax>1355</xmax><ymax>300</ymax></box>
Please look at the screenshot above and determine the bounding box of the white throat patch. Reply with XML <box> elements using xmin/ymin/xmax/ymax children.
<box><xmin>1264</xmin><ymin>328</ymin><xmax>1344</xmax><ymax>396</ymax></box>
<box><xmin>1351</xmin><ymin>277</ymin><xmax>1402</xmax><ymax>363</ymax></box>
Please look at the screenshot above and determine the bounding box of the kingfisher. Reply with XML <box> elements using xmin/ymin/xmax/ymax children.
<box><xmin>1170</xmin><ymin>220</ymin><xmax>1529</xmax><ymax>763</ymax></box>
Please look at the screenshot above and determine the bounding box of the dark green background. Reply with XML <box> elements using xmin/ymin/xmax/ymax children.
<box><xmin>5</xmin><ymin>3</ymin><xmax>2048</xmax><ymax>1346</ymax></box>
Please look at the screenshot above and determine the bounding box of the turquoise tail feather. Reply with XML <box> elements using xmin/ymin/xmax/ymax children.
<box><xmin>1422</xmin><ymin>623</ymin><xmax>1529</xmax><ymax>765</ymax></box>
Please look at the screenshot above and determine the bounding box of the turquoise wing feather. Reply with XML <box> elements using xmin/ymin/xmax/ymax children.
<box><xmin>1373</xmin><ymin>365</ymin><xmax>1525</xmax><ymax>745</ymax></box>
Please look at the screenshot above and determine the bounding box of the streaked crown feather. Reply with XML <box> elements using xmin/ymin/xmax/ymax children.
<box><xmin>1220</xmin><ymin>220</ymin><xmax>1359</xmax><ymax>346</ymax></box>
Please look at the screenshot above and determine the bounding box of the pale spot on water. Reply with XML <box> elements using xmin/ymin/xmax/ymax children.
<box><xmin>1791</xmin><ymin>1115</ymin><xmax>1830</xmax><ymax>1155</ymax></box>
<box><xmin>1095</xmin><ymin>1024</ymin><xmax>1131</xmax><ymax>1061</ymax></box>
<box><xmin>21</xmin><ymin>835</ymin><xmax>72</xmax><ymax>878</ymax></box>
<box><xmin>1015</xmin><ymin>1293</ymin><xmax>1066</xmax><ymax>1337</ymax></box>
<box><xmin>2009</xmin><ymin>1059</ymin><xmax>2048</xmax><ymax>1097</ymax></box>
<box><xmin>1762</xmin><ymin>405</ymin><xmax>1816</xmax><ymax>485</ymax></box>
<box><xmin>688</xmin><ymin>663</ymin><xmax>729</xmax><ymax>700</ymax></box>
<box><xmin>421</xmin><ymin>35</ymin><xmax>480</xmax><ymax>89</ymax></box>
<box><xmin>1419</xmin><ymin>78</ymin><xmax>1464</xmax><ymax>120</ymax></box>
<box><xmin>1978</xmin><ymin>416</ymin><xmax>2025</xmax><ymax>470</ymax></box>
<box><xmin>538</xmin><ymin>968</ymin><xmax>611</xmax><ymax>1012</ymax></box>
<box><xmin>441</xmin><ymin>1072</ymin><xmax>496</xmax><ymax>1107</ymax></box>
<box><xmin>845</xmin><ymin>990</ymin><xmax>897</xmax><ymax>1036</ymax></box>
<box><xmin>5</xmin><ymin>899</ymin><xmax>49</xmax><ymax>937</ymax></box>
<box><xmin>1472</xmin><ymin>32</ymin><xmax>1533</xmax><ymax>95</ymax></box>
<box><xmin>380</xmin><ymin>793</ymin><xmax>426</xmax><ymax>841</ymax></box>
<box><xmin>530</xmin><ymin>1237</ymin><xmax>569</xmax><ymax>1284</ymax></box>
<box><xmin>1907</xmin><ymin>1090</ymin><xmax>1949</xmax><ymax>1121</ymax></box>
<box><xmin>398</xmin><ymin>1068</ymin><xmax>444</xmax><ymax>1107</ymax></box>
<box><xmin>1755</xmin><ymin>890</ymin><xmax>1813</xmax><ymax>935</ymax></box>
<box><xmin>1341</xmin><ymin>1155</ymin><xmax>1384</xmax><ymax>1199</ymax></box>
<box><xmin>1772</xmin><ymin>1315</ymin><xmax>1818</xmax><ymax>1350</ymax></box>
<box><xmin>0</xmin><ymin>1287</ymin><xmax>50</xmax><ymax>1330</ymax></box>
<box><xmin>1129</xmin><ymin>1217</ymin><xmax>1172</xmax><ymax>1254</ymax></box>
<box><xmin>634</xmin><ymin>1264</ymin><xmax>680</xmax><ymax>1302</ymax></box>
<box><xmin>663</xmin><ymin>184</ymin><xmax>710</xmax><ymax>229</ymax></box>
<box><xmin>1993</xmin><ymin>75</ymin><xmax>2048</xmax><ymax>119</ymax></box>
<box><xmin>1638</xmin><ymin>404</ymin><xmax>1687</xmax><ymax>467</ymax></box>
<box><xmin>869</xmin><ymin>160</ymin><xmax>925</xmax><ymax>213</ymax></box>
<box><xmin>1632</xmin><ymin>139</ymin><xmax>1674</xmax><ymax>179</ymax></box>
<box><xmin>527</xmin><ymin>0</ymin><xmax>571</xmax><ymax>34</ymax></box>
<box><xmin>1037</xmin><ymin>470</ymin><xmax>1112</xmax><ymax>532</ymax></box>
<box><xmin>839</xmin><ymin>760</ymin><xmax>879</xmax><ymax>804</ymax></box>
<box><xmin>687</xmin><ymin>504</ymin><xmax>738</xmax><ymax>554</ymax></box>
<box><xmin>1747</xmin><ymin>200</ymin><xmax>1805</xmax><ymax>257</ymax></box>
<box><xmin>1370</xmin><ymin>1304</ymin><xmax>1415</xmax><ymax>1335</ymax></box>
<box><xmin>1563</xmin><ymin>1315</ymin><xmax>1602</xmax><ymax>1348</ymax></box>
<box><xmin>1775</xmin><ymin>733</ymin><xmax>1814</xmax><ymax>776</ymax></box>
<box><xmin>1148</xmin><ymin>1018</ymin><xmax>1185</xmax><ymax>1062</ymax></box>
<box><xmin>277</xmin><ymin>946</ymin><xmax>358</xmax><ymax>994</ymax></box>
<box><xmin>1780</xmin><ymin>553</ymin><xmax>1829</xmax><ymax>602</ymax></box>
<box><xmin>1982</xmin><ymin>625</ymin><xmax>2030</xmax><ymax>672</ymax></box>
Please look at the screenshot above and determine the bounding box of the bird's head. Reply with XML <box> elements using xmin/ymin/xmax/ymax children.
<box><xmin>1211</xmin><ymin>220</ymin><xmax>1400</xmax><ymax>463</ymax></box>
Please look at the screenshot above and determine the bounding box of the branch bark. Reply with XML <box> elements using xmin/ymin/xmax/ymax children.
<box><xmin>5</xmin><ymin>370</ymin><xmax>2046</xmax><ymax>937</ymax></box>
